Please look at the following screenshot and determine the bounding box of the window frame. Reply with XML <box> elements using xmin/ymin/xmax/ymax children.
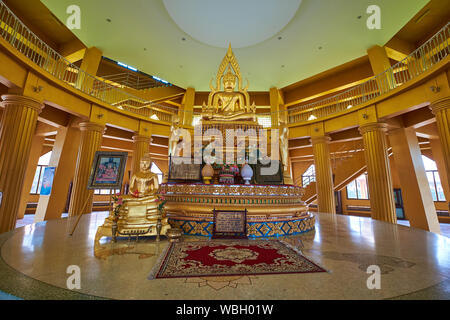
<box><xmin>346</xmin><ymin>173</ymin><xmax>370</xmax><ymax>200</ymax></box>
<box><xmin>426</xmin><ymin>169</ymin><xmax>446</xmax><ymax>202</ymax></box>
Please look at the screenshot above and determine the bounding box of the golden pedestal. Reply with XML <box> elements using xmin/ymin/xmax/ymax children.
<box><xmin>95</xmin><ymin>196</ymin><xmax>171</xmax><ymax>242</ymax></box>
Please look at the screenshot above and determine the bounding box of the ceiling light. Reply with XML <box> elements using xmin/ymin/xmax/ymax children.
<box><xmin>152</xmin><ymin>76</ymin><xmax>169</xmax><ymax>84</ymax></box>
<box><xmin>308</xmin><ymin>115</ymin><xmax>317</xmax><ymax>121</ymax></box>
<box><xmin>150</xmin><ymin>114</ymin><xmax>159</xmax><ymax>120</ymax></box>
<box><xmin>117</xmin><ymin>62</ymin><xmax>138</xmax><ymax>72</ymax></box>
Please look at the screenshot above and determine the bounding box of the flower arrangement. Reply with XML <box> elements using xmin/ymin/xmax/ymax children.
<box><xmin>111</xmin><ymin>192</ymin><xmax>123</xmax><ymax>222</ymax></box>
<box><xmin>156</xmin><ymin>195</ymin><xmax>167</xmax><ymax>213</ymax></box>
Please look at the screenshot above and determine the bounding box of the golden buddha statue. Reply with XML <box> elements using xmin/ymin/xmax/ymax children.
<box><xmin>126</xmin><ymin>154</ymin><xmax>159</xmax><ymax>199</ymax></box>
<box><xmin>202</xmin><ymin>45</ymin><xmax>256</xmax><ymax>122</ymax></box>
<box><xmin>95</xmin><ymin>154</ymin><xmax>171</xmax><ymax>243</ymax></box>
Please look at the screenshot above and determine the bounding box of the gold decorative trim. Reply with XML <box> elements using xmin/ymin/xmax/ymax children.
<box><xmin>132</xmin><ymin>135</ymin><xmax>152</xmax><ymax>143</ymax></box>
<box><xmin>310</xmin><ymin>136</ymin><xmax>331</xmax><ymax>145</ymax></box>
<box><xmin>79</xmin><ymin>122</ymin><xmax>105</xmax><ymax>133</ymax></box>
<box><xmin>1</xmin><ymin>94</ymin><xmax>43</xmax><ymax>112</ymax></box>
<box><xmin>358</xmin><ymin>122</ymin><xmax>388</xmax><ymax>135</ymax></box>
<box><xmin>430</xmin><ymin>97</ymin><xmax>450</xmax><ymax>114</ymax></box>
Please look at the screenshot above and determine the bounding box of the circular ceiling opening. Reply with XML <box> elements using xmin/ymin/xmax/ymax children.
<box><xmin>163</xmin><ymin>0</ymin><xmax>302</xmax><ymax>48</ymax></box>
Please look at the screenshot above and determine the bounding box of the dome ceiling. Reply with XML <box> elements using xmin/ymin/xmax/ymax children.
<box><xmin>163</xmin><ymin>0</ymin><xmax>302</xmax><ymax>49</ymax></box>
<box><xmin>42</xmin><ymin>0</ymin><xmax>428</xmax><ymax>91</ymax></box>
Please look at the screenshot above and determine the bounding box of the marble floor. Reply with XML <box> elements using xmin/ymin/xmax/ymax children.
<box><xmin>1</xmin><ymin>212</ymin><xmax>449</xmax><ymax>300</ymax></box>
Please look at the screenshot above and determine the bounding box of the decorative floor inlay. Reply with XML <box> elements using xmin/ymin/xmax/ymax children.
<box><xmin>149</xmin><ymin>240</ymin><xmax>327</xmax><ymax>279</ymax></box>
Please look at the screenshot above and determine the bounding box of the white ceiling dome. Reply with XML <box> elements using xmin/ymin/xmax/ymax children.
<box><xmin>163</xmin><ymin>0</ymin><xmax>302</xmax><ymax>48</ymax></box>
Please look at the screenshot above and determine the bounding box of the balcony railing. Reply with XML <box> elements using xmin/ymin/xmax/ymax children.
<box><xmin>287</xmin><ymin>22</ymin><xmax>450</xmax><ymax>124</ymax></box>
<box><xmin>0</xmin><ymin>0</ymin><xmax>176</xmax><ymax>122</ymax></box>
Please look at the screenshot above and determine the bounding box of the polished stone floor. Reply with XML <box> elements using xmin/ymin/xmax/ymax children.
<box><xmin>1</xmin><ymin>212</ymin><xmax>449</xmax><ymax>300</ymax></box>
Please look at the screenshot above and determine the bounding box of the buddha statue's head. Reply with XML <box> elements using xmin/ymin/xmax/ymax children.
<box><xmin>222</xmin><ymin>68</ymin><xmax>236</xmax><ymax>92</ymax></box>
<box><xmin>140</xmin><ymin>154</ymin><xmax>152</xmax><ymax>172</ymax></box>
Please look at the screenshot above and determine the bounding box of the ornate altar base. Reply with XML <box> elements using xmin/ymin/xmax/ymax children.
<box><xmin>159</xmin><ymin>183</ymin><xmax>315</xmax><ymax>238</ymax></box>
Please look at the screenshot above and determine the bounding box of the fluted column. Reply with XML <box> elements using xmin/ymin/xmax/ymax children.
<box><xmin>311</xmin><ymin>136</ymin><xmax>336</xmax><ymax>214</ymax></box>
<box><xmin>359</xmin><ymin>123</ymin><xmax>396</xmax><ymax>224</ymax></box>
<box><xmin>68</xmin><ymin>122</ymin><xmax>104</xmax><ymax>217</ymax></box>
<box><xmin>430</xmin><ymin>97</ymin><xmax>450</xmax><ymax>185</ymax></box>
<box><xmin>131</xmin><ymin>135</ymin><xmax>151</xmax><ymax>176</ymax></box>
<box><xmin>0</xmin><ymin>95</ymin><xmax>43</xmax><ymax>233</ymax></box>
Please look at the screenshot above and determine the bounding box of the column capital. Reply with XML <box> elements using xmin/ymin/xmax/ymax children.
<box><xmin>310</xmin><ymin>135</ymin><xmax>331</xmax><ymax>145</ymax></box>
<box><xmin>132</xmin><ymin>135</ymin><xmax>152</xmax><ymax>143</ymax></box>
<box><xmin>79</xmin><ymin>122</ymin><xmax>105</xmax><ymax>133</ymax></box>
<box><xmin>359</xmin><ymin>122</ymin><xmax>388</xmax><ymax>135</ymax></box>
<box><xmin>1</xmin><ymin>94</ymin><xmax>43</xmax><ymax>112</ymax></box>
<box><xmin>430</xmin><ymin>97</ymin><xmax>450</xmax><ymax>115</ymax></box>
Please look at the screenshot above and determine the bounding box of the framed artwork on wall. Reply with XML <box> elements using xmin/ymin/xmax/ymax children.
<box><xmin>40</xmin><ymin>167</ymin><xmax>56</xmax><ymax>196</ymax></box>
<box><xmin>88</xmin><ymin>151</ymin><xmax>128</xmax><ymax>190</ymax></box>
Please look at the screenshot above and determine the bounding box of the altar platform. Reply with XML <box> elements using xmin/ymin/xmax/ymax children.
<box><xmin>159</xmin><ymin>183</ymin><xmax>315</xmax><ymax>238</ymax></box>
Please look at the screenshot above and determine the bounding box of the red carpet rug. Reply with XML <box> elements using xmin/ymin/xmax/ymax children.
<box><xmin>149</xmin><ymin>240</ymin><xmax>327</xmax><ymax>279</ymax></box>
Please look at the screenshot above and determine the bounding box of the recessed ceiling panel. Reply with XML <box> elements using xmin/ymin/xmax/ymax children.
<box><xmin>163</xmin><ymin>0</ymin><xmax>302</xmax><ymax>48</ymax></box>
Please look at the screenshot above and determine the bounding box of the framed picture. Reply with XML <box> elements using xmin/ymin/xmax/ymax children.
<box><xmin>40</xmin><ymin>167</ymin><xmax>56</xmax><ymax>196</ymax></box>
<box><xmin>212</xmin><ymin>209</ymin><xmax>247</xmax><ymax>239</ymax></box>
<box><xmin>88</xmin><ymin>151</ymin><xmax>128</xmax><ymax>190</ymax></box>
<box><xmin>168</xmin><ymin>156</ymin><xmax>202</xmax><ymax>181</ymax></box>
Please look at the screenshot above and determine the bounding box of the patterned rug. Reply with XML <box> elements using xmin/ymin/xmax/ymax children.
<box><xmin>149</xmin><ymin>240</ymin><xmax>327</xmax><ymax>279</ymax></box>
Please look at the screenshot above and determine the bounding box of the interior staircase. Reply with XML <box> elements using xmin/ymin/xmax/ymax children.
<box><xmin>297</xmin><ymin>141</ymin><xmax>367</xmax><ymax>204</ymax></box>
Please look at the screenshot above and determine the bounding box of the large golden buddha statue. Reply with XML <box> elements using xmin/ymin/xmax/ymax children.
<box><xmin>202</xmin><ymin>45</ymin><xmax>256</xmax><ymax>122</ymax></box>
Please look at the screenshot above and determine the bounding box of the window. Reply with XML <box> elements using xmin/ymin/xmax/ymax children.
<box><xmin>347</xmin><ymin>173</ymin><xmax>369</xmax><ymax>200</ymax></box>
<box><xmin>422</xmin><ymin>155</ymin><xmax>446</xmax><ymax>202</ymax></box>
<box><xmin>257</xmin><ymin>116</ymin><xmax>272</xmax><ymax>128</ymax></box>
<box><xmin>151</xmin><ymin>162</ymin><xmax>163</xmax><ymax>184</ymax></box>
<box><xmin>192</xmin><ymin>115</ymin><xmax>201</xmax><ymax>127</ymax></box>
<box><xmin>94</xmin><ymin>189</ymin><xmax>120</xmax><ymax>195</ymax></box>
<box><xmin>302</xmin><ymin>165</ymin><xmax>316</xmax><ymax>187</ymax></box>
<box><xmin>30</xmin><ymin>151</ymin><xmax>52</xmax><ymax>194</ymax></box>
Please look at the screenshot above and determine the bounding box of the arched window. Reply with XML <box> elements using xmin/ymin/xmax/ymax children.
<box><xmin>151</xmin><ymin>162</ymin><xmax>163</xmax><ymax>184</ymax></box>
<box><xmin>422</xmin><ymin>155</ymin><xmax>446</xmax><ymax>202</ymax></box>
<box><xmin>30</xmin><ymin>151</ymin><xmax>52</xmax><ymax>194</ymax></box>
<box><xmin>302</xmin><ymin>165</ymin><xmax>316</xmax><ymax>187</ymax></box>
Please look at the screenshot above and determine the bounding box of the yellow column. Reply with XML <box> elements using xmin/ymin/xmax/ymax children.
<box><xmin>359</xmin><ymin>123</ymin><xmax>396</xmax><ymax>224</ymax></box>
<box><xmin>131</xmin><ymin>135</ymin><xmax>151</xmax><ymax>176</ymax></box>
<box><xmin>311</xmin><ymin>136</ymin><xmax>336</xmax><ymax>214</ymax></box>
<box><xmin>35</xmin><ymin>122</ymin><xmax>81</xmax><ymax>222</ymax></box>
<box><xmin>430</xmin><ymin>98</ymin><xmax>450</xmax><ymax>184</ymax></box>
<box><xmin>367</xmin><ymin>45</ymin><xmax>395</xmax><ymax>93</ymax></box>
<box><xmin>0</xmin><ymin>95</ymin><xmax>43</xmax><ymax>233</ymax></box>
<box><xmin>68</xmin><ymin>122</ymin><xmax>104</xmax><ymax>217</ymax></box>
<box><xmin>17</xmin><ymin>134</ymin><xmax>45</xmax><ymax>220</ymax></box>
<box><xmin>76</xmin><ymin>47</ymin><xmax>103</xmax><ymax>91</ymax></box>
<box><xmin>181</xmin><ymin>88</ymin><xmax>195</xmax><ymax>127</ymax></box>
<box><xmin>389</xmin><ymin>127</ymin><xmax>440</xmax><ymax>233</ymax></box>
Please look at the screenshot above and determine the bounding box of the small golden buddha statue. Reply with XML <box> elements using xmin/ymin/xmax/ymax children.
<box><xmin>95</xmin><ymin>154</ymin><xmax>171</xmax><ymax>243</ymax></box>
<box><xmin>202</xmin><ymin>45</ymin><xmax>256</xmax><ymax>122</ymax></box>
<box><xmin>126</xmin><ymin>154</ymin><xmax>159</xmax><ymax>200</ymax></box>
